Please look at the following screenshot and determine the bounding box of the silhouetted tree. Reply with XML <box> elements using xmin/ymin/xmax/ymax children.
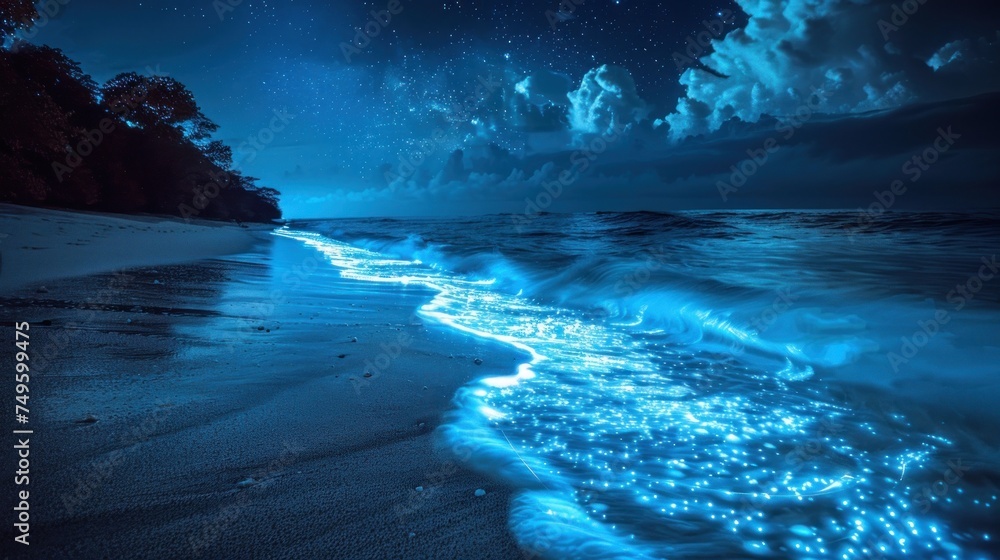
<box><xmin>203</xmin><ymin>140</ymin><xmax>234</xmax><ymax>169</ymax></box>
<box><xmin>0</xmin><ymin>44</ymin><xmax>281</xmax><ymax>222</ymax></box>
<box><xmin>0</xmin><ymin>1</ymin><xmax>37</xmax><ymax>38</ymax></box>
<box><xmin>7</xmin><ymin>44</ymin><xmax>102</xmax><ymax>127</ymax></box>
<box><xmin>101</xmin><ymin>73</ymin><xmax>218</xmax><ymax>141</ymax></box>
<box><xmin>0</xmin><ymin>45</ymin><xmax>71</xmax><ymax>202</ymax></box>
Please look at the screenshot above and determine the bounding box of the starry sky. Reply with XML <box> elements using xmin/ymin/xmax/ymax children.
<box><xmin>27</xmin><ymin>0</ymin><xmax>1000</xmax><ymax>217</ymax></box>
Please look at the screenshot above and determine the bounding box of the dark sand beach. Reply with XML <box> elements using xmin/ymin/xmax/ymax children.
<box><xmin>1</xmin><ymin>209</ymin><xmax>526</xmax><ymax>559</ymax></box>
<box><xmin>3</xmin><ymin>0</ymin><xmax>1000</xmax><ymax>555</ymax></box>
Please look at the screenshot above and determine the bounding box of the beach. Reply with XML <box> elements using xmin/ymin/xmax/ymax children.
<box><xmin>4</xmin><ymin>206</ymin><xmax>1000</xmax><ymax>559</ymax></box>
<box><xmin>0</xmin><ymin>206</ymin><xmax>526</xmax><ymax>559</ymax></box>
<box><xmin>4</xmin><ymin>0</ymin><xmax>1000</xmax><ymax>555</ymax></box>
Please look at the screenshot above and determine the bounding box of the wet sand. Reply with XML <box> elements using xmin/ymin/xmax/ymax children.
<box><xmin>0</xmin><ymin>211</ymin><xmax>527</xmax><ymax>559</ymax></box>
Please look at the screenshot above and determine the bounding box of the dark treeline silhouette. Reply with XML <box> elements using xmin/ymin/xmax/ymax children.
<box><xmin>0</xmin><ymin>33</ymin><xmax>281</xmax><ymax>222</ymax></box>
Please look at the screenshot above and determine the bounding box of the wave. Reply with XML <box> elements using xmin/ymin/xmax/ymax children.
<box><xmin>276</xmin><ymin>210</ymin><xmax>1000</xmax><ymax>559</ymax></box>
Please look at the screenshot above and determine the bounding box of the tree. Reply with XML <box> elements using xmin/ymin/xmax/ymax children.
<box><xmin>101</xmin><ymin>73</ymin><xmax>218</xmax><ymax>141</ymax></box>
<box><xmin>0</xmin><ymin>48</ymin><xmax>281</xmax><ymax>222</ymax></box>
<box><xmin>0</xmin><ymin>0</ymin><xmax>36</xmax><ymax>39</ymax></box>
<box><xmin>6</xmin><ymin>43</ymin><xmax>102</xmax><ymax>126</ymax></box>
<box><xmin>0</xmin><ymin>47</ymin><xmax>73</xmax><ymax>203</ymax></box>
<box><xmin>202</xmin><ymin>139</ymin><xmax>234</xmax><ymax>169</ymax></box>
<box><xmin>243</xmin><ymin>185</ymin><xmax>281</xmax><ymax>221</ymax></box>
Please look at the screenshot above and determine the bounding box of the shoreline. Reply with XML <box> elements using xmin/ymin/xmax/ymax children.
<box><xmin>0</xmin><ymin>204</ymin><xmax>274</xmax><ymax>294</ymax></box>
<box><xmin>1</xmin><ymin>210</ymin><xmax>528</xmax><ymax>558</ymax></box>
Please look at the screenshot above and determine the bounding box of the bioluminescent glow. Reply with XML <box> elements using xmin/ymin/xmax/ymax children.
<box><xmin>276</xmin><ymin>226</ymin><xmax>997</xmax><ymax>559</ymax></box>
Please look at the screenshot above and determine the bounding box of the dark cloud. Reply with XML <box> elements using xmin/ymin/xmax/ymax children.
<box><xmin>326</xmin><ymin>91</ymin><xmax>1000</xmax><ymax>216</ymax></box>
<box><xmin>514</xmin><ymin>70</ymin><xmax>572</xmax><ymax>107</ymax></box>
<box><xmin>663</xmin><ymin>0</ymin><xmax>1000</xmax><ymax>140</ymax></box>
<box><xmin>31</xmin><ymin>0</ymin><xmax>998</xmax><ymax>217</ymax></box>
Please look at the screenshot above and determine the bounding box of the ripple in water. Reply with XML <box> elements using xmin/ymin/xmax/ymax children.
<box><xmin>276</xmin><ymin>226</ymin><xmax>997</xmax><ymax>560</ymax></box>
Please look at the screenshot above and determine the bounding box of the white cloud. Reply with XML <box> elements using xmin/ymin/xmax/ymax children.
<box><xmin>514</xmin><ymin>70</ymin><xmax>572</xmax><ymax>107</ymax></box>
<box><xmin>568</xmin><ymin>64</ymin><xmax>650</xmax><ymax>137</ymax></box>
<box><xmin>665</xmin><ymin>0</ymin><xmax>919</xmax><ymax>140</ymax></box>
<box><xmin>662</xmin><ymin>0</ymin><xmax>1000</xmax><ymax>141</ymax></box>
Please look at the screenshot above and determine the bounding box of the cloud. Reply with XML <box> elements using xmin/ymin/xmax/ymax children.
<box><xmin>927</xmin><ymin>40</ymin><xmax>967</xmax><ymax>71</ymax></box>
<box><xmin>282</xmin><ymin>1</ymin><xmax>1000</xmax><ymax>218</ymax></box>
<box><xmin>514</xmin><ymin>70</ymin><xmax>572</xmax><ymax>107</ymax></box>
<box><xmin>296</xmin><ymin>91</ymin><xmax>1000</xmax><ymax>218</ymax></box>
<box><xmin>432</xmin><ymin>149</ymin><xmax>470</xmax><ymax>186</ymax></box>
<box><xmin>926</xmin><ymin>32</ymin><xmax>1000</xmax><ymax>73</ymax></box>
<box><xmin>568</xmin><ymin>64</ymin><xmax>650</xmax><ymax>137</ymax></box>
<box><xmin>663</xmin><ymin>0</ymin><xmax>1000</xmax><ymax>140</ymax></box>
<box><xmin>507</xmin><ymin>70</ymin><xmax>574</xmax><ymax>133</ymax></box>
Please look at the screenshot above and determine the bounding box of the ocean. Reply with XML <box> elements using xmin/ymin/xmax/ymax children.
<box><xmin>278</xmin><ymin>211</ymin><xmax>1000</xmax><ymax>559</ymax></box>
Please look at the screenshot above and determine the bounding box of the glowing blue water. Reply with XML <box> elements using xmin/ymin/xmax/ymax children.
<box><xmin>278</xmin><ymin>211</ymin><xmax>1000</xmax><ymax>559</ymax></box>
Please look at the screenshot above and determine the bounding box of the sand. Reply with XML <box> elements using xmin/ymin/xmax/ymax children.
<box><xmin>0</xmin><ymin>204</ymin><xmax>268</xmax><ymax>294</ymax></box>
<box><xmin>0</xmin><ymin>206</ymin><xmax>527</xmax><ymax>559</ymax></box>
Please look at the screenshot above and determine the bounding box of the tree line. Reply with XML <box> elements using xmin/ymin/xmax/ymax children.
<box><xmin>1</xmin><ymin>7</ymin><xmax>281</xmax><ymax>222</ymax></box>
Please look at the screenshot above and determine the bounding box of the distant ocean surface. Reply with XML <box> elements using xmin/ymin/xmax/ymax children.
<box><xmin>278</xmin><ymin>211</ymin><xmax>1000</xmax><ymax>559</ymax></box>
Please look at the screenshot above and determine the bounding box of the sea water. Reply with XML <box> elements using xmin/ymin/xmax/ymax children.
<box><xmin>277</xmin><ymin>211</ymin><xmax>1000</xmax><ymax>559</ymax></box>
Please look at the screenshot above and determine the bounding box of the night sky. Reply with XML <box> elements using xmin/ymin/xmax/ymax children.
<box><xmin>27</xmin><ymin>0</ymin><xmax>1000</xmax><ymax>217</ymax></box>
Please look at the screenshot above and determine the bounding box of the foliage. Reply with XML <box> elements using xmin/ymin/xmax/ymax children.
<box><xmin>0</xmin><ymin>0</ymin><xmax>37</xmax><ymax>38</ymax></box>
<box><xmin>0</xmin><ymin>43</ymin><xmax>281</xmax><ymax>222</ymax></box>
